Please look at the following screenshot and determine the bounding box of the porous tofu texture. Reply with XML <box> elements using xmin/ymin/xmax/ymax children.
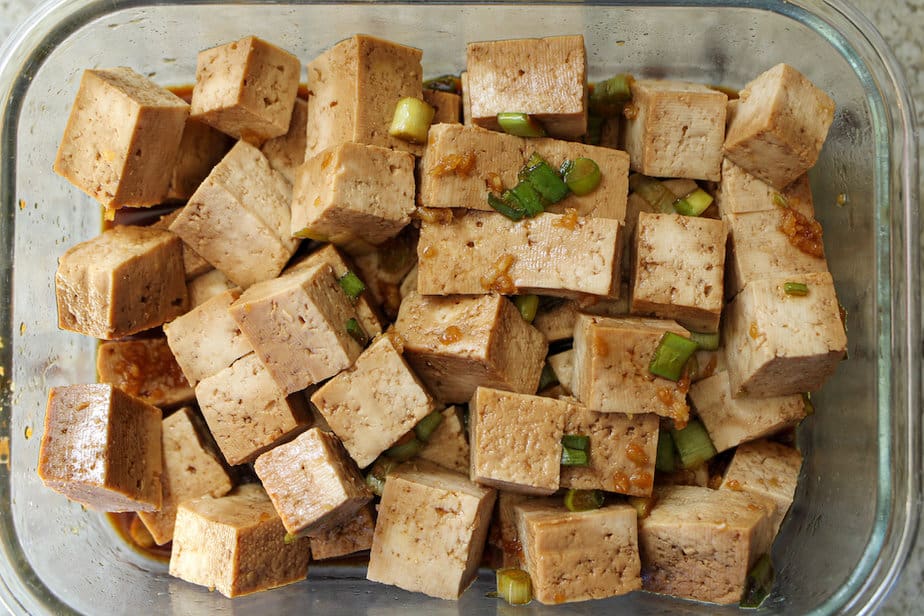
<box><xmin>417</xmin><ymin>210</ymin><xmax>622</xmax><ymax>299</ymax></box>
<box><xmin>420</xmin><ymin>124</ymin><xmax>629</xmax><ymax>219</ymax></box>
<box><xmin>96</xmin><ymin>337</ymin><xmax>193</xmax><ymax>408</ymax></box>
<box><xmin>167</xmin><ymin>118</ymin><xmax>234</xmax><ymax>200</ymax></box>
<box><xmin>724</xmin><ymin>271</ymin><xmax>846</xmax><ymax>397</ymax></box>
<box><xmin>311</xmin><ymin>334</ymin><xmax>436</xmax><ymax>468</ymax></box>
<box><xmin>260</xmin><ymin>97</ymin><xmax>308</xmax><ymax>184</ymax></box>
<box><xmin>715</xmin><ymin>158</ymin><xmax>815</xmax><ymax>218</ymax></box>
<box><xmin>53</xmin><ymin>67</ymin><xmax>189</xmax><ymax>209</ymax></box>
<box><xmin>515</xmin><ymin>500</ymin><xmax>642</xmax><ymax>604</ymax></box>
<box><xmin>291</xmin><ymin>142</ymin><xmax>416</xmax><ymax>246</ymax></box>
<box><xmin>367</xmin><ymin>459</ymin><xmax>496</xmax><ymax>600</ymax></box>
<box><xmin>423</xmin><ymin>89</ymin><xmax>462</xmax><ymax>124</ymax></box>
<box><xmin>418</xmin><ymin>407</ymin><xmax>471</xmax><ymax>474</ymax></box>
<box><xmin>621</xmin><ymin>79</ymin><xmax>727</xmax><ymax>181</ymax></box>
<box><xmin>191</xmin><ymin>36</ymin><xmax>301</xmax><ymax>142</ymax></box>
<box><xmin>639</xmin><ymin>485</ymin><xmax>775</xmax><ymax>605</ymax></box>
<box><xmin>38</xmin><ymin>384</ymin><xmax>162</xmax><ymax>512</ymax></box>
<box><xmin>305</xmin><ymin>35</ymin><xmax>423</xmax><ymax>158</ymax></box>
<box><xmin>254</xmin><ymin>428</ymin><xmax>371</xmax><ymax>536</ymax></box>
<box><xmin>394</xmin><ymin>293</ymin><xmax>547</xmax><ymax>404</ymax></box>
<box><xmin>466</xmin><ymin>35</ymin><xmax>587</xmax><ymax>138</ymax></box>
<box><xmin>469</xmin><ymin>387</ymin><xmax>568</xmax><ymax>495</ymax></box>
<box><xmin>196</xmin><ymin>353</ymin><xmax>312</xmax><ymax>466</ymax></box>
<box><xmin>138</xmin><ymin>407</ymin><xmax>233</xmax><ymax>545</ymax></box>
<box><xmin>630</xmin><ymin>212</ymin><xmax>727</xmax><ymax>333</ymax></box>
<box><xmin>169</xmin><ymin>140</ymin><xmax>299</xmax><ymax>289</ymax></box>
<box><xmin>548</xmin><ymin>349</ymin><xmax>574</xmax><ymax>393</ymax></box>
<box><xmin>724</xmin><ymin>63</ymin><xmax>835</xmax><ymax>189</ymax></box>
<box><xmin>55</xmin><ymin>225</ymin><xmax>188</xmax><ymax>340</ymax></box>
<box><xmin>310</xmin><ymin>504</ymin><xmax>376</xmax><ymax>560</ymax></box>
<box><xmin>151</xmin><ymin>208</ymin><xmax>213</xmax><ymax>280</ymax></box>
<box><xmin>187</xmin><ymin>269</ymin><xmax>236</xmax><ymax>308</ymax></box>
<box><xmin>169</xmin><ymin>484</ymin><xmax>310</xmax><ymax>598</ymax></box>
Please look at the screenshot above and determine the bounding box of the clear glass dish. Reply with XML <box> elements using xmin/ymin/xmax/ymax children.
<box><xmin>0</xmin><ymin>0</ymin><xmax>918</xmax><ymax>614</ymax></box>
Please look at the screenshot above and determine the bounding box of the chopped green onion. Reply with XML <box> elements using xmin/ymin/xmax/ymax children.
<box><xmin>497</xmin><ymin>112</ymin><xmax>546</xmax><ymax>137</ymax></box>
<box><xmin>345</xmin><ymin>318</ymin><xmax>368</xmax><ymax>346</ymax></box>
<box><xmin>584</xmin><ymin>114</ymin><xmax>604</xmax><ymax>145</ymax></box>
<box><xmin>522</xmin><ymin>153</ymin><xmax>569</xmax><ymax>203</ymax></box>
<box><xmin>560</xmin><ymin>157</ymin><xmax>602</xmax><ymax>196</ymax></box>
<box><xmin>487</xmin><ymin>193</ymin><xmax>526</xmax><ymax>221</ymax></box>
<box><xmin>802</xmin><ymin>392</ymin><xmax>815</xmax><ymax>415</ymax></box>
<box><xmin>673</xmin><ymin>188</ymin><xmax>714</xmax><ymax>216</ymax></box>
<box><xmin>783</xmin><ymin>281</ymin><xmax>809</xmax><ymax>296</ymax></box>
<box><xmin>389</xmin><ymin>97</ymin><xmax>435</xmax><ymax>144</ymax></box>
<box><xmin>655</xmin><ymin>430</ymin><xmax>676</xmax><ymax>473</ymax></box>
<box><xmin>537</xmin><ymin>363</ymin><xmax>559</xmax><ymax>391</ymax></box>
<box><xmin>772</xmin><ymin>192</ymin><xmax>790</xmax><ymax>208</ymax></box>
<box><xmin>284</xmin><ymin>532</ymin><xmax>299</xmax><ymax>545</ymax></box>
<box><xmin>589</xmin><ymin>73</ymin><xmax>635</xmax><ymax>116</ymax></box>
<box><xmin>509</xmin><ymin>181</ymin><xmax>545</xmax><ymax>217</ymax></box>
<box><xmin>629</xmin><ymin>174</ymin><xmax>676</xmax><ymax>213</ymax></box>
<box><xmin>384</xmin><ymin>436</ymin><xmax>423</xmax><ymax>462</ymax></box>
<box><xmin>338</xmin><ymin>271</ymin><xmax>365</xmax><ymax>300</ymax></box>
<box><xmin>365</xmin><ymin>457</ymin><xmax>397</xmax><ymax>497</ymax></box>
<box><xmin>689</xmin><ymin>330</ymin><xmax>720</xmax><ymax>351</ymax></box>
<box><xmin>564</xmin><ymin>488</ymin><xmax>604</xmax><ymax>512</ymax></box>
<box><xmin>292</xmin><ymin>227</ymin><xmax>329</xmax><ymax>242</ymax></box>
<box><xmin>670</xmin><ymin>419</ymin><xmax>717</xmax><ymax>469</ymax></box>
<box><xmin>560</xmin><ymin>447</ymin><xmax>589</xmax><ymax>466</ymax></box>
<box><xmin>627</xmin><ymin>496</ymin><xmax>655</xmax><ymax>520</ymax></box>
<box><xmin>423</xmin><ymin>74</ymin><xmax>462</xmax><ymax>94</ymax></box>
<box><xmin>561</xmin><ymin>434</ymin><xmax>589</xmax><ymax>451</ymax></box>
<box><xmin>514</xmin><ymin>295</ymin><xmax>540</xmax><ymax>323</ymax></box>
<box><xmin>649</xmin><ymin>332</ymin><xmax>699</xmax><ymax>381</ymax></box>
<box><xmin>414</xmin><ymin>411</ymin><xmax>444</xmax><ymax>442</ymax></box>
<box><xmin>496</xmin><ymin>568</ymin><xmax>532</xmax><ymax>605</ymax></box>
<box><xmin>741</xmin><ymin>554</ymin><xmax>774</xmax><ymax>608</ymax></box>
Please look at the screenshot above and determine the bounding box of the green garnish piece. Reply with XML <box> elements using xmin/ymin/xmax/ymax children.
<box><xmin>389</xmin><ymin>97</ymin><xmax>435</xmax><ymax>144</ymax></box>
<box><xmin>783</xmin><ymin>281</ymin><xmax>809</xmax><ymax>296</ymax></box>
<box><xmin>487</xmin><ymin>193</ymin><xmax>526</xmax><ymax>221</ymax></box>
<box><xmin>514</xmin><ymin>295</ymin><xmax>540</xmax><ymax>323</ymax></box>
<box><xmin>589</xmin><ymin>73</ymin><xmax>635</xmax><ymax>116</ymax></box>
<box><xmin>629</xmin><ymin>174</ymin><xmax>676</xmax><ymax>213</ymax></box>
<box><xmin>772</xmin><ymin>192</ymin><xmax>790</xmax><ymax>208</ymax></box>
<box><xmin>689</xmin><ymin>330</ymin><xmax>720</xmax><ymax>351</ymax></box>
<box><xmin>561</xmin><ymin>157</ymin><xmax>602</xmax><ymax>196</ymax></box>
<box><xmin>345</xmin><ymin>318</ymin><xmax>368</xmax><ymax>346</ymax></box>
<box><xmin>802</xmin><ymin>392</ymin><xmax>815</xmax><ymax>415</ymax></box>
<box><xmin>414</xmin><ymin>410</ymin><xmax>444</xmax><ymax>442</ymax></box>
<box><xmin>561</xmin><ymin>447</ymin><xmax>589</xmax><ymax>466</ymax></box>
<box><xmin>673</xmin><ymin>187</ymin><xmax>714</xmax><ymax>216</ymax></box>
<box><xmin>509</xmin><ymin>181</ymin><xmax>545</xmax><ymax>217</ymax></box>
<box><xmin>561</xmin><ymin>434</ymin><xmax>589</xmax><ymax>451</ymax></box>
<box><xmin>423</xmin><ymin>74</ymin><xmax>462</xmax><ymax>93</ymax></box>
<box><xmin>670</xmin><ymin>419</ymin><xmax>717</xmax><ymax>469</ymax></box>
<box><xmin>522</xmin><ymin>153</ymin><xmax>569</xmax><ymax>203</ymax></box>
<box><xmin>655</xmin><ymin>429</ymin><xmax>676</xmax><ymax>473</ymax></box>
<box><xmin>365</xmin><ymin>457</ymin><xmax>397</xmax><ymax>497</ymax></box>
<box><xmin>384</xmin><ymin>436</ymin><xmax>423</xmax><ymax>462</ymax></box>
<box><xmin>495</xmin><ymin>568</ymin><xmax>532</xmax><ymax>605</ymax></box>
<box><xmin>338</xmin><ymin>271</ymin><xmax>365</xmax><ymax>301</ymax></box>
<box><xmin>537</xmin><ymin>363</ymin><xmax>559</xmax><ymax>391</ymax></box>
<box><xmin>497</xmin><ymin>112</ymin><xmax>547</xmax><ymax>137</ymax></box>
<box><xmin>564</xmin><ymin>488</ymin><xmax>604</xmax><ymax>512</ymax></box>
<box><xmin>649</xmin><ymin>332</ymin><xmax>699</xmax><ymax>381</ymax></box>
<box><xmin>741</xmin><ymin>554</ymin><xmax>774</xmax><ymax>608</ymax></box>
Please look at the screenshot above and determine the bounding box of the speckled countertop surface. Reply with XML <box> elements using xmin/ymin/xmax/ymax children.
<box><xmin>0</xmin><ymin>0</ymin><xmax>921</xmax><ymax>613</ymax></box>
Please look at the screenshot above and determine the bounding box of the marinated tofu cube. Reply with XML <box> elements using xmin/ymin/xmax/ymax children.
<box><xmin>721</xmin><ymin>439</ymin><xmax>802</xmax><ymax>535</ymax></box>
<box><xmin>656</xmin><ymin>463</ymin><xmax>711</xmax><ymax>489</ymax></box>
<box><xmin>460</xmin><ymin>71</ymin><xmax>472</xmax><ymax>125</ymax></box>
<box><xmin>138</xmin><ymin>407</ymin><xmax>233</xmax><ymax>544</ymax></box>
<box><xmin>532</xmin><ymin>295</ymin><xmax>629</xmax><ymax>345</ymax></box>
<box><xmin>621</xmin><ymin>79</ymin><xmax>727</xmax><ymax>181</ymax></box>
<box><xmin>38</xmin><ymin>384</ymin><xmax>162</xmax><ymax>512</ymax></box>
<box><xmin>311</xmin><ymin>334</ymin><xmax>436</xmax><ymax>468</ymax></box>
<box><xmin>309</xmin><ymin>504</ymin><xmax>376</xmax><ymax>560</ymax></box>
<box><xmin>638</xmin><ymin>485</ymin><xmax>775</xmax><ymax>605</ymax></box>
<box><xmin>96</xmin><ymin>337</ymin><xmax>193</xmax><ymax>408</ymax></box>
<box><xmin>724</xmin><ymin>64</ymin><xmax>835</xmax><ymax>189</ymax></box>
<box><xmin>350</xmin><ymin>225</ymin><xmax>419</xmax><ymax>319</ymax></box>
<box><xmin>191</xmin><ymin>36</ymin><xmax>301</xmax><ymax>142</ymax></box>
<box><xmin>399</xmin><ymin>264</ymin><xmax>419</xmax><ymax>301</ymax></box>
<box><xmin>55</xmin><ymin>225</ymin><xmax>188</xmax><ymax>340</ymax></box>
<box><xmin>495</xmin><ymin>491</ymin><xmax>529</xmax><ymax>567</ymax></box>
<box><xmin>196</xmin><ymin>353</ymin><xmax>312</xmax><ymax>466</ymax></box>
<box><xmin>630</xmin><ymin>212</ymin><xmax>727</xmax><ymax>333</ymax></box>
<box><xmin>395</xmin><ymin>293</ymin><xmax>547</xmax><ymax>403</ymax></box>
<box><xmin>305</xmin><ymin>35</ymin><xmax>423</xmax><ymax>158</ymax></box>
<box><xmin>167</xmin><ymin>118</ymin><xmax>234</xmax><ymax>200</ymax></box>
<box><xmin>547</xmin><ymin>350</ymin><xmax>574</xmax><ymax>394</ymax></box>
<box><xmin>469</xmin><ymin>387</ymin><xmax>568</xmax><ymax>494</ymax></box>
<box><xmin>418</xmin><ymin>407</ymin><xmax>470</xmax><ymax>474</ymax></box>
<box><xmin>515</xmin><ymin>499</ymin><xmax>641</xmax><ymax>604</ymax></box>
<box><xmin>694</xmin><ymin>348</ymin><xmax>727</xmax><ymax>381</ymax></box>
<box><xmin>169</xmin><ymin>484</ymin><xmax>310</xmax><ymax>598</ymax></box>
<box><xmin>260</xmin><ymin>97</ymin><xmax>308</xmax><ymax>184</ymax></box>
<box><xmin>53</xmin><ymin>67</ymin><xmax>189</xmax><ymax>209</ymax></box>
<box><xmin>689</xmin><ymin>371</ymin><xmax>806</xmax><ymax>452</ymax></box>
<box><xmin>423</xmin><ymin>89</ymin><xmax>462</xmax><ymax>124</ymax></box>
<box><xmin>724</xmin><ymin>272</ymin><xmax>846</xmax><ymax>397</ymax></box>
<box><xmin>291</xmin><ymin>142</ymin><xmax>416</xmax><ymax>246</ymax></box>
<box><xmin>187</xmin><ymin>269</ymin><xmax>236</xmax><ymax>308</ymax></box>
<box><xmin>466</xmin><ymin>36</ymin><xmax>587</xmax><ymax>138</ymax></box>
<box><xmin>715</xmin><ymin>158</ymin><xmax>815</xmax><ymax>218</ymax></box>
<box><xmin>169</xmin><ymin>140</ymin><xmax>299</xmax><ymax>289</ymax></box>
<box><xmin>151</xmin><ymin>208</ymin><xmax>213</xmax><ymax>280</ymax></box>
<box><xmin>367</xmin><ymin>459</ymin><xmax>496</xmax><ymax>600</ymax></box>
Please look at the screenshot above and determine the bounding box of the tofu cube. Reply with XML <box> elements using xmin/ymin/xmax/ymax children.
<box><xmin>351</xmin><ymin>224</ymin><xmax>419</xmax><ymax>319</ymax></box>
<box><xmin>532</xmin><ymin>296</ymin><xmax>629</xmax><ymax>345</ymax></box>
<box><xmin>196</xmin><ymin>353</ymin><xmax>312</xmax><ymax>466</ymax></box>
<box><xmin>53</xmin><ymin>67</ymin><xmax>189</xmax><ymax>209</ymax></box>
<box><xmin>305</xmin><ymin>35</ymin><xmax>423</xmax><ymax>158</ymax></box>
<box><xmin>187</xmin><ymin>268</ymin><xmax>236</xmax><ymax>308</ymax></box>
<box><xmin>191</xmin><ymin>36</ymin><xmax>301</xmax><ymax>142</ymax></box>
<box><xmin>169</xmin><ymin>140</ymin><xmax>299</xmax><ymax>289</ymax></box>
<box><xmin>367</xmin><ymin>460</ymin><xmax>496</xmax><ymax>600</ymax></box>
<box><xmin>309</xmin><ymin>504</ymin><xmax>376</xmax><ymax>560</ymax></box>
<box><xmin>548</xmin><ymin>349</ymin><xmax>574</xmax><ymax>393</ymax></box>
<box><xmin>151</xmin><ymin>208</ymin><xmax>213</xmax><ymax>280</ymax></box>
<box><xmin>167</xmin><ymin>118</ymin><xmax>234</xmax><ymax>200</ymax></box>
<box><xmin>395</xmin><ymin>293</ymin><xmax>547</xmax><ymax>403</ymax></box>
<box><xmin>418</xmin><ymin>407</ymin><xmax>471</xmax><ymax>474</ymax></box>
<box><xmin>724</xmin><ymin>64</ymin><xmax>835</xmax><ymax>189</ymax></box>
<box><xmin>138</xmin><ymin>407</ymin><xmax>233</xmax><ymax>544</ymax></box>
<box><xmin>423</xmin><ymin>89</ymin><xmax>461</xmax><ymax>124</ymax></box>
<box><xmin>291</xmin><ymin>142</ymin><xmax>416</xmax><ymax>245</ymax></box>
<box><xmin>630</xmin><ymin>212</ymin><xmax>727</xmax><ymax>333</ymax></box>
<box><xmin>260</xmin><ymin>97</ymin><xmax>308</xmax><ymax>184</ymax></box>
<box><xmin>169</xmin><ymin>484</ymin><xmax>310</xmax><ymax>598</ymax></box>
<box><xmin>621</xmin><ymin>79</ymin><xmax>727</xmax><ymax>181</ymax></box>
<box><xmin>55</xmin><ymin>225</ymin><xmax>188</xmax><ymax>339</ymax></box>
<box><xmin>495</xmin><ymin>491</ymin><xmax>529</xmax><ymax>568</ymax></box>
<box><xmin>38</xmin><ymin>384</ymin><xmax>162</xmax><ymax>512</ymax></box>
<box><xmin>96</xmin><ymin>337</ymin><xmax>194</xmax><ymax>408</ymax></box>
<box><xmin>515</xmin><ymin>500</ymin><xmax>642</xmax><ymax>604</ymax></box>
<box><xmin>311</xmin><ymin>334</ymin><xmax>436</xmax><ymax>468</ymax></box>
<box><xmin>460</xmin><ymin>71</ymin><xmax>472</xmax><ymax>125</ymax></box>
<box><xmin>469</xmin><ymin>387</ymin><xmax>568</xmax><ymax>494</ymax></box>
<box><xmin>466</xmin><ymin>36</ymin><xmax>587</xmax><ymax>138</ymax></box>
<box><xmin>724</xmin><ymin>272</ymin><xmax>847</xmax><ymax>397</ymax></box>
<box><xmin>715</xmin><ymin>158</ymin><xmax>815</xmax><ymax>218</ymax></box>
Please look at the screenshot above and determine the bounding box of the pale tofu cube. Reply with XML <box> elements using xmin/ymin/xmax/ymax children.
<box><xmin>309</xmin><ymin>504</ymin><xmax>376</xmax><ymax>560</ymax></box>
<box><xmin>55</xmin><ymin>225</ymin><xmax>188</xmax><ymax>340</ymax></box>
<box><xmin>418</xmin><ymin>407</ymin><xmax>470</xmax><ymax>474</ymax></box>
<box><xmin>621</xmin><ymin>79</ymin><xmax>727</xmax><ymax>181</ymax></box>
<box><xmin>38</xmin><ymin>384</ymin><xmax>162</xmax><ymax>512</ymax></box>
<box><xmin>547</xmin><ymin>350</ymin><xmax>574</xmax><ymax>393</ymax></box>
<box><xmin>260</xmin><ymin>97</ymin><xmax>308</xmax><ymax>184</ymax></box>
<box><xmin>624</xmin><ymin>180</ymin><xmax>700</xmax><ymax>274</ymax></box>
<box><xmin>187</xmin><ymin>269</ymin><xmax>236</xmax><ymax>308</ymax></box>
<box><xmin>167</xmin><ymin>118</ymin><xmax>234</xmax><ymax>200</ymax></box>
<box><xmin>54</xmin><ymin>67</ymin><xmax>189</xmax><ymax>209</ymax></box>
<box><xmin>423</xmin><ymin>89</ymin><xmax>462</xmax><ymax>124</ymax></box>
<box><xmin>196</xmin><ymin>353</ymin><xmax>312</xmax><ymax>466</ymax></box>
<box><xmin>630</xmin><ymin>212</ymin><xmax>727</xmax><ymax>333</ymax></box>
<box><xmin>460</xmin><ymin>71</ymin><xmax>472</xmax><ymax>125</ymax></box>
<box><xmin>151</xmin><ymin>208</ymin><xmax>213</xmax><ymax>280</ymax></box>
<box><xmin>191</xmin><ymin>36</ymin><xmax>301</xmax><ymax>142</ymax></box>
<box><xmin>715</xmin><ymin>158</ymin><xmax>815</xmax><ymax>218</ymax></box>
<box><xmin>515</xmin><ymin>500</ymin><xmax>641</xmax><ymax>604</ymax></box>
<box><xmin>721</xmin><ymin>439</ymin><xmax>802</xmax><ymax>535</ymax></box>
<box><xmin>466</xmin><ymin>36</ymin><xmax>587</xmax><ymax>138</ymax></box>
<box><xmin>138</xmin><ymin>407</ymin><xmax>233</xmax><ymax>544</ymax></box>
<box><xmin>367</xmin><ymin>460</ymin><xmax>496</xmax><ymax>599</ymax></box>
<box><xmin>96</xmin><ymin>337</ymin><xmax>193</xmax><ymax>408</ymax></box>
<box><xmin>311</xmin><ymin>334</ymin><xmax>436</xmax><ymax>468</ymax></box>
<box><xmin>169</xmin><ymin>484</ymin><xmax>310</xmax><ymax>598</ymax></box>
<box><xmin>724</xmin><ymin>272</ymin><xmax>847</xmax><ymax>397</ymax></box>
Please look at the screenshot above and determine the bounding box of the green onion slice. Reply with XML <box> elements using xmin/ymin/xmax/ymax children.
<box><xmin>589</xmin><ymin>73</ymin><xmax>635</xmax><ymax>116</ymax></box>
<box><xmin>283</xmin><ymin>532</ymin><xmax>300</xmax><ymax>545</ymax></box>
<box><xmin>338</xmin><ymin>271</ymin><xmax>366</xmax><ymax>301</ymax></box>
<box><xmin>384</xmin><ymin>436</ymin><xmax>423</xmax><ymax>462</ymax></box>
<box><xmin>689</xmin><ymin>330</ymin><xmax>720</xmax><ymax>351</ymax></box>
<box><xmin>423</xmin><ymin>74</ymin><xmax>462</xmax><ymax>94</ymax></box>
<box><xmin>673</xmin><ymin>187</ymin><xmax>714</xmax><ymax>216</ymax></box>
<box><xmin>487</xmin><ymin>193</ymin><xmax>526</xmax><ymax>221</ymax></box>
<box><xmin>345</xmin><ymin>318</ymin><xmax>369</xmax><ymax>346</ymax></box>
<box><xmin>629</xmin><ymin>174</ymin><xmax>676</xmax><ymax>213</ymax></box>
<box><xmin>772</xmin><ymin>192</ymin><xmax>790</xmax><ymax>208</ymax></box>
<box><xmin>514</xmin><ymin>295</ymin><xmax>540</xmax><ymax>323</ymax></box>
<box><xmin>741</xmin><ymin>554</ymin><xmax>774</xmax><ymax>608</ymax></box>
<box><xmin>783</xmin><ymin>281</ymin><xmax>809</xmax><ymax>296</ymax></box>
<box><xmin>655</xmin><ymin>430</ymin><xmax>676</xmax><ymax>473</ymax></box>
<box><xmin>627</xmin><ymin>496</ymin><xmax>655</xmax><ymax>520</ymax></box>
<box><xmin>561</xmin><ymin>157</ymin><xmax>602</xmax><ymax>196</ymax></box>
<box><xmin>670</xmin><ymin>419</ymin><xmax>717</xmax><ymax>469</ymax></box>
<box><xmin>389</xmin><ymin>97</ymin><xmax>435</xmax><ymax>144</ymax></box>
<box><xmin>496</xmin><ymin>568</ymin><xmax>532</xmax><ymax>605</ymax></box>
<box><xmin>537</xmin><ymin>363</ymin><xmax>559</xmax><ymax>391</ymax></box>
<box><xmin>649</xmin><ymin>332</ymin><xmax>699</xmax><ymax>381</ymax></box>
<box><xmin>564</xmin><ymin>489</ymin><xmax>604</xmax><ymax>512</ymax></box>
<box><xmin>522</xmin><ymin>153</ymin><xmax>569</xmax><ymax>203</ymax></box>
<box><xmin>365</xmin><ymin>457</ymin><xmax>397</xmax><ymax>497</ymax></box>
<box><xmin>561</xmin><ymin>447</ymin><xmax>589</xmax><ymax>466</ymax></box>
<box><xmin>802</xmin><ymin>392</ymin><xmax>815</xmax><ymax>416</ymax></box>
<box><xmin>561</xmin><ymin>434</ymin><xmax>589</xmax><ymax>451</ymax></box>
<box><xmin>509</xmin><ymin>181</ymin><xmax>545</xmax><ymax>217</ymax></box>
<box><xmin>497</xmin><ymin>112</ymin><xmax>547</xmax><ymax>138</ymax></box>
<box><xmin>414</xmin><ymin>411</ymin><xmax>444</xmax><ymax>442</ymax></box>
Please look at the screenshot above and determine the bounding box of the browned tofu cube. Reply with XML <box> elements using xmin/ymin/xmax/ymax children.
<box><xmin>367</xmin><ymin>460</ymin><xmax>496</xmax><ymax>599</ymax></box>
<box><xmin>621</xmin><ymin>79</ymin><xmax>727</xmax><ymax>181</ymax></box>
<box><xmin>53</xmin><ymin>67</ymin><xmax>189</xmax><ymax>209</ymax></box>
<box><xmin>418</xmin><ymin>407</ymin><xmax>470</xmax><ymax>474</ymax></box>
<box><xmin>191</xmin><ymin>36</ymin><xmax>301</xmax><ymax>142</ymax></box>
<box><xmin>138</xmin><ymin>407</ymin><xmax>233</xmax><ymax>544</ymax></box>
<box><xmin>423</xmin><ymin>90</ymin><xmax>461</xmax><ymax>124</ymax></box>
<box><xmin>260</xmin><ymin>97</ymin><xmax>308</xmax><ymax>184</ymax></box>
<box><xmin>38</xmin><ymin>384</ymin><xmax>162</xmax><ymax>512</ymax></box>
<box><xmin>150</xmin><ymin>208</ymin><xmax>213</xmax><ymax>280</ymax></box>
<box><xmin>305</xmin><ymin>35</ymin><xmax>423</xmax><ymax>158</ymax></box>
<box><xmin>515</xmin><ymin>499</ymin><xmax>641</xmax><ymax>604</ymax></box>
<box><xmin>169</xmin><ymin>484</ymin><xmax>310</xmax><ymax>598</ymax></box>
<box><xmin>96</xmin><ymin>337</ymin><xmax>193</xmax><ymax>408</ymax></box>
<box><xmin>55</xmin><ymin>225</ymin><xmax>188</xmax><ymax>340</ymax></box>
<box><xmin>196</xmin><ymin>353</ymin><xmax>312</xmax><ymax>466</ymax></box>
<box><xmin>167</xmin><ymin>118</ymin><xmax>234</xmax><ymax>200</ymax></box>
<box><xmin>309</xmin><ymin>504</ymin><xmax>376</xmax><ymax>560</ymax></box>
<box><xmin>466</xmin><ymin>36</ymin><xmax>587</xmax><ymax>138</ymax></box>
<box><xmin>715</xmin><ymin>158</ymin><xmax>815</xmax><ymax>218</ymax></box>
<box><xmin>187</xmin><ymin>269</ymin><xmax>236</xmax><ymax>308</ymax></box>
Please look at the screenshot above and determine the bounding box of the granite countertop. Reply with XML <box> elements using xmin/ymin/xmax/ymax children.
<box><xmin>0</xmin><ymin>0</ymin><xmax>921</xmax><ymax>613</ymax></box>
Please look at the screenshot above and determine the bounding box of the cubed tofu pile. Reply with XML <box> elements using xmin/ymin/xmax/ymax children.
<box><xmin>38</xmin><ymin>31</ymin><xmax>845</xmax><ymax>607</ymax></box>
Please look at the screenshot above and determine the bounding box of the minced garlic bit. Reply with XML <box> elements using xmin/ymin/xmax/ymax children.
<box><xmin>552</xmin><ymin>207</ymin><xmax>580</xmax><ymax>230</ymax></box>
<box><xmin>479</xmin><ymin>253</ymin><xmax>517</xmax><ymax>294</ymax></box>
<box><xmin>429</xmin><ymin>151</ymin><xmax>477</xmax><ymax>177</ymax></box>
